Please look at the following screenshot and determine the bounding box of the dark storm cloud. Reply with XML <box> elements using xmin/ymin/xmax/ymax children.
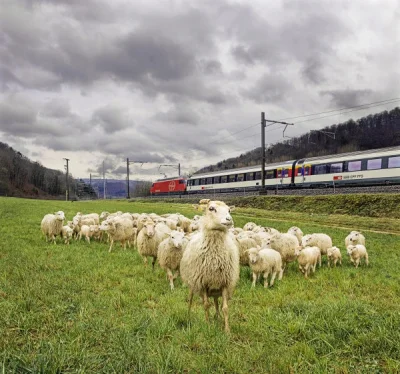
<box><xmin>320</xmin><ymin>89</ymin><xmax>374</xmax><ymax>107</ymax></box>
<box><xmin>244</xmin><ymin>74</ymin><xmax>291</xmax><ymax>104</ymax></box>
<box><xmin>154</xmin><ymin>107</ymin><xmax>200</xmax><ymax>126</ymax></box>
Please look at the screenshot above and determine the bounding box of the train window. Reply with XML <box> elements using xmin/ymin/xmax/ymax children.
<box><xmin>282</xmin><ymin>168</ymin><xmax>290</xmax><ymax>177</ymax></box>
<box><xmin>214</xmin><ymin>176</ymin><xmax>220</xmax><ymax>184</ymax></box>
<box><xmin>266</xmin><ymin>170</ymin><xmax>275</xmax><ymax>179</ymax></box>
<box><xmin>388</xmin><ymin>156</ymin><xmax>400</xmax><ymax>168</ymax></box>
<box><xmin>237</xmin><ymin>173</ymin><xmax>244</xmax><ymax>182</ymax></box>
<box><xmin>200</xmin><ymin>178</ymin><xmax>206</xmax><ymax>185</ymax></box>
<box><xmin>206</xmin><ymin>177</ymin><xmax>213</xmax><ymax>184</ymax></box>
<box><xmin>330</xmin><ymin>163</ymin><xmax>343</xmax><ymax>173</ymax></box>
<box><xmin>246</xmin><ymin>172</ymin><xmax>255</xmax><ymax>180</ymax></box>
<box><xmin>348</xmin><ymin>161</ymin><xmax>361</xmax><ymax>172</ymax></box>
<box><xmin>179</xmin><ymin>180</ymin><xmax>185</xmax><ymax>184</ymax></box>
<box><xmin>367</xmin><ymin>159</ymin><xmax>382</xmax><ymax>170</ymax></box>
<box><xmin>221</xmin><ymin>175</ymin><xmax>227</xmax><ymax>183</ymax></box>
<box><xmin>304</xmin><ymin>166</ymin><xmax>310</xmax><ymax>175</ymax></box>
<box><xmin>193</xmin><ymin>179</ymin><xmax>199</xmax><ymax>186</ymax></box>
<box><xmin>228</xmin><ymin>175</ymin><xmax>236</xmax><ymax>182</ymax></box>
<box><xmin>314</xmin><ymin>164</ymin><xmax>328</xmax><ymax>175</ymax></box>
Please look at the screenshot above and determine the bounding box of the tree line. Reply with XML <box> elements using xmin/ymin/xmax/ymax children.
<box><xmin>196</xmin><ymin>107</ymin><xmax>400</xmax><ymax>173</ymax></box>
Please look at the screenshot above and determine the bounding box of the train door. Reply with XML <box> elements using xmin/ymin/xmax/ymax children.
<box><xmin>302</xmin><ymin>164</ymin><xmax>311</xmax><ymax>184</ymax></box>
<box><xmin>277</xmin><ymin>167</ymin><xmax>283</xmax><ymax>185</ymax></box>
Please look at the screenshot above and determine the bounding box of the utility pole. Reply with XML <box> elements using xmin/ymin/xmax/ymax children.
<box><xmin>261</xmin><ymin>112</ymin><xmax>266</xmax><ymax>189</ymax></box>
<box><xmin>126</xmin><ymin>159</ymin><xmax>151</xmax><ymax>199</ymax></box>
<box><xmin>63</xmin><ymin>158</ymin><xmax>70</xmax><ymax>201</ymax></box>
<box><xmin>89</xmin><ymin>173</ymin><xmax>91</xmax><ymax>186</ymax></box>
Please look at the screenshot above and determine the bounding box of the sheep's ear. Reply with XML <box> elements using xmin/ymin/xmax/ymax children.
<box><xmin>199</xmin><ymin>199</ymin><xmax>210</xmax><ymax>205</ymax></box>
<box><xmin>229</xmin><ymin>206</ymin><xmax>236</xmax><ymax>212</ymax></box>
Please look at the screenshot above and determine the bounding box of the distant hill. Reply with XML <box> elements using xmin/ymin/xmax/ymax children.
<box><xmin>0</xmin><ymin>142</ymin><xmax>96</xmax><ymax>199</ymax></box>
<box><xmin>196</xmin><ymin>107</ymin><xmax>400</xmax><ymax>174</ymax></box>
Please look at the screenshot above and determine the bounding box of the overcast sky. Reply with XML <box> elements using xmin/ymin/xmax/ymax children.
<box><xmin>1</xmin><ymin>0</ymin><xmax>399</xmax><ymax>180</ymax></box>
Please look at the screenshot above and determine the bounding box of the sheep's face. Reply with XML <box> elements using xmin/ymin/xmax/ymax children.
<box><xmin>327</xmin><ymin>246</ymin><xmax>339</xmax><ymax>257</ymax></box>
<box><xmin>99</xmin><ymin>221</ymin><xmax>111</xmax><ymax>232</ymax></box>
<box><xmin>349</xmin><ymin>232</ymin><xmax>361</xmax><ymax>244</ymax></box>
<box><xmin>347</xmin><ymin>245</ymin><xmax>356</xmax><ymax>255</ymax></box>
<box><xmin>73</xmin><ymin>216</ymin><xmax>81</xmax><ymax>226</ymax></box>
<box><xmin>294</xmin><ymin>246</ymin><xmax>303</xmax><ymax>257</ymax></box>
<box><xmin>205</xmin><ymin>201</ymin><xmax>234</xmax><ymax>230</ymax></box>
<box><xmin>100</xmin><ymin>211</ymin><xmax>109</xmax><ymax>220</ymax></box>
<box><xmin>289</xmin><ymin>226</ymin><xmax>303</xmax><ymax>236</ymax></box>
<box><xmin>247</xmin><ymin>247</ymin><xmax>261</xmax><ymax>264</ymax></box>
<box><xmin>144</xmin><ymin>221</ymin><xmax>155</xmax><ymax>237</ymax></box>
<box><xmin>170</xmin><ymin>230</ymin><xmax>185</xmax><ymax>248</ymax></box>
<box><xmin>244</xmin><ymin>222</ymin><xmax>256</xmax><ymax>231</ymax></box>
<box><xmin>67</xmin><ymin>221</ymin><xmax>74</xmax><ymax>228</ymax></box>
<box><xmin>90</xmin><ymin>225</ymin><xmax>100</xmax><ymax>234</ymax></box>
<box><xmin>301</xmin><ymin>234</ymin><xmax>312</xmax><ymax>247</ymax></box>
<box><xmin>55</xmin><ymin>211</ymin><xmax>65</xmax><ymax>221</ymax></box>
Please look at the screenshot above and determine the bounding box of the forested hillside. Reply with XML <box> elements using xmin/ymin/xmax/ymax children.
<box><xmin>0</xmin><ymin>142</ymin><xmax>96</xmax><ymax>199</ymax></box>
<box><xmin>197</xmin><ymin>107</ymin><xmax>400</xmax><ymax>173</ymax></box>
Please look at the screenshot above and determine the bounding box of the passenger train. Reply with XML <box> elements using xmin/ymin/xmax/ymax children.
<box><xmin>150</xmin><ymin>147</ymin><xmax>400</xmax><ymax>195</ymax></box>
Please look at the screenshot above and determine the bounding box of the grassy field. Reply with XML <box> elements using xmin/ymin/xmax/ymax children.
<box><xmin>0</xmin><ymin>197</ymin><xmax>399</xmax><ymax>373</ymax></box>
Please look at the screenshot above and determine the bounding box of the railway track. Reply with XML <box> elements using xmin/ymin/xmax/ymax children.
<box><xmin>142</xmin><ymin>184</ymin><xmax>400</xmax><ymax>200</ymax></box>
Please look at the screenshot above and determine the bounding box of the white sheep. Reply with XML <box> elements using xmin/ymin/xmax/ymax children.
<box><xmin>72</xmin><ymin>215</ymin><xmax>95</xmax><ymax>240</ymax></box>
<box><xmin>327</xmin><ymin>246</ymin><xmax>342</xmax><ymax>267</ymax></box>
<box><xmin>235</xmin><ymin>233</ymin><xmax>258</xmax><ymax>266</ymax></box>
<box><xmin>61</xmin><ymin>225</ymin><xmax>73</xmax><ymax>245</ymax></box>
<box><xmin>247</xmin><ymin>246</ymin><xmax>283</xmax><ymax>288</ymax></box>
<box><xmin>89</xmin><ymin>224</ymin><xmax>102</xmax><ymax>241</ymax></box>
<box><xmin>287</xmin><ymin>226</ymin><xmax>304</xmax><ymax>245</ymax></box>
<box><xmin>137</xmin><ymin>219</ymin><xmax>171</xmax><ymax>269</ymax></box>
<box><xmin>99</xmin><ymin>217</ymin><xmax>134</xmax><ymax>252</ymax></box>
<box><xmin>295</xmin><ymin>246</ymin><xmax>321</xmax><ymax>278</ymax></box>
<box><xmin>345</xmin><ymin>231</ymin><xmax>366</xmax><ymax>247</ymax></box>
<box><xmin>243</xmin><ymin>222</ymin><xmax>257</xmax><ymax>231</ymax></box>
<box><xmin>79</xmin><ymin>225</ymin><xmax>94</xmax><ymax>243</ymax></box>
<box><xmin>181</xmin><ymin>200</ymin><xmax>239</xmax><ymax>333</ymax></box>
<box><xmin>347</xmin><ymin>245</ymin><xmax>369</xmax><ymax>268</ymax></box>
<box><xmin>158</xmin><ymin>230</ymin><xmax>186</xmax><ymax>290</ymax></box>
<box><xmin>301</xmin><ymin>233</ymin><xmax>333</xmax><ymax>255</ymax></box>
<box><xmin>82</xmin><ymin>213</ymin><xmax>100</xmax><ymax>225</ymax></box>
<box><xmin>41</xmin><ymin>211</ymin><xmax>65</xmax><ymax>244</ymax></box>
<box><xmin>264</xmin><ymin>233</ymin><xmax>298</xmax><ymax>270</ymax></box>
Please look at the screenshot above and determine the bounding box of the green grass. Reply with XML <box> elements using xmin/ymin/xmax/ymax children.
<box><xmin>0</xmin><ymin>197</ymin><xmax>399</xmax><ymax>373</ymax></box>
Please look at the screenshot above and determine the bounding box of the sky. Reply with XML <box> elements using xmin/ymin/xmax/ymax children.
<box><xmin>1</xmin><ymin>0</ymin><xmax>399</xmax><ymax>181</ymax></box>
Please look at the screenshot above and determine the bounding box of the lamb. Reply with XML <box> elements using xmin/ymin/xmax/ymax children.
<box><xmin>243</xmin><ymin>222</ymin><xmax>257</xmax><ymax>231</ymax></box>
<box><xmin>99</xmin><ymin>217</ymin><xmax>134</xmax><ymax>252</ymax></box>
<box><xmin>327</xmin><ymin>246</ymin><xmax>342</xmax><ymax>267</ymax></box>
<box><xmin>137</xmin><ymin>219</ymin><xmax>171</xmax><ymax>268</ymax></box>
<box><xmin>235</xmin><ymin>234</ymin><xmax>258</xmax><ymax>266</ymax></box>
<box><xmin>82</xmin><ymin>213</ymin><xmax>100</xmax><ymax>225</ymax></box>
<box><xmin>89</xmin><ymin>224</ymin><xmax>102</xmax><ymax>241</ymax></box>
<box><xmin>347</xmin><ymin>245</ymin><xmax>369</xmax><ymax>268</ymax></box>
<box><xmin>295</xmin><ymin>246</ymin><xmax>321</xmax><ymax>278</ymax></box>
<box><xmin>345</xmin><ymin>231</ymin><xmax>366</xmax><ymax>247</ymax></box>
<box><xmin>247</xmin><ymin>246</ymin><xmax>283</xmax><ymax>288</ymax></box>
<box><xmin>158</xmin><ymin>230</ymin><xmax>186</xmax><ymax>290</ymax></box>
<box><xmin>180</xmin><ymin>200</ymin><xmax>239</xmax><ymax>333</ymax></box>
<box><xmin>41</xmin><ymin>211</ymin><xmax>65</xmax><ymax>244</ymax></box>
<box><xmin>79</xmin><ymin>225</ymin><xmax>94</xmax><ymax>243</ymax></box>
<box><xmin>287</xmin><ymin>226</ymin><xmax>304</xmax><ymax>245</ymax></box>
<box><xmin>61</xmin><ymin>225</ymin><xmax>73</xmax><ymax>245</ymax></box>
<box><xmin>177</xmin><ymin>215</ymin><xmax>192</xmax><ymax>233</ymax></box>
<box><xmin>264</xmin><ymin>233</ymin><xmax>298</xmax><ymax>270</ymax></box>
<box><xmin>301</xmin><ymin>233</ymin><xmax>333</xmax><ymax>255</ymax></box>
<box><xmin>72</xmin><ymin>215</ymin><xmax>96</xmax><ymax>239</ymax></box>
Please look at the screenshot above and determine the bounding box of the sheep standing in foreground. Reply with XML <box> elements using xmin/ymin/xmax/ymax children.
<box><xmin>247</xmin><ymin>246</ymin><xmax>283</xmax><ymax>288</ymax></box>
<box><xmin>264</xmin><ymin>233</ymin><xmax>298</xmax><ymax>270</ymax></box>
<box><xmin>61</xmin><ymin>225</ymin><xmax>73</xmax><ymax>245</ymax></box>
<box><xmin>41</xmin><ymin>211</ymin><xmax>65</xmax><ymax>244</ymax></box>
<box><xmin>295</xmin><ymin>246</ymin><xmax>321</xmax><ymax>278</ymax></box>
<box><xmin>301</xmin><ymin>233</ymin><xmax>333</xmax><ymax>256</ymax></box>
<box><xmin>327</xmin><ymin>246</ymin><xmax>342</xmax><ymax>267</ymax></box>
<box><xmin>137</xmin><ymin>220</ymin><xmax>171</xmax><ymax>268</ymax></box>
<box><xmin>158</xmin><ymin>230</ymin><xmax>186</xmax><ymax>290</ymax></box>
<box><xmin>180</xmin><ymin>200</ymin><xmax>239</xmax><ymax>333</ymax></box>
<box><xmin>345</xmin><ymin>231</ymin><xmax>366</xmax><ymax>248</ymax></box>
<box><xmin>99</xmin><ymin>217</ymin><xmax>134</xmax><ymax>252</ymax></box>
<box><xmin>347</xmin><ymin>245</ymin><xmax>369</xmax><ymax>268</ymax></box>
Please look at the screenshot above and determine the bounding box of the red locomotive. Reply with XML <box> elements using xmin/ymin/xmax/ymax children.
<box><xmin>150</xmin><ymin>177</ymin><xmax>187</xmax><ymax>195</ymax></box>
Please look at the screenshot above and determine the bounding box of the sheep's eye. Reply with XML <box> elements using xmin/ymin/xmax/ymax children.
<box><xmin>209</xmin><ymin>207</ymin><xmax>216</xmax><ymax>212</ymax></box>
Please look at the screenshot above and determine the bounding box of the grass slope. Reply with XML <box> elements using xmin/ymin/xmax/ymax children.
<box><xmin>0</xmin><ymin>197</ymin><xmax>399</xmax><ymax>373</ymax></box>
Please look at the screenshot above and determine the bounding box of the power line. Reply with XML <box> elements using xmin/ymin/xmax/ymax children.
<box><xmin>208</xmin><ymin>122</ymin><xmax>260</xmax><ymax>145</ymax></box>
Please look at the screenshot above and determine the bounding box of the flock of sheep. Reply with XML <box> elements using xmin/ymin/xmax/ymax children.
<box><xmin>40</xmin><ymin>199</ymin><xmax>369</xmax><ymax>333</ymax></box>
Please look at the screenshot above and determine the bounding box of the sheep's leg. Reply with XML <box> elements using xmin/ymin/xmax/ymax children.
<box><xmin>365</xmin><ymin>254</ymin><xmax>369</xmax><ymax>266</ymax></box>
<box><xmin>221</xmin><ymin>288</ymin><xmax>230</xmax><ymax>334</ymax></box>
<box><xmin>252</xmin><ymin>272</ymin><xmax>257</xmax><ymax>288</ymax></box>
<box><xmin>213</xmin><ymin>297</ymin><xmax>221</xmax><ymax>320</ymax></box>
<box><xmin>269</xmin><ymin>271</ymin><xmax>277</xmax><ymax>287</ymax></box>
<box><xmin>355</xmin><ymin>258</ymin><xmax>360</xmax><ymax>268</ymax></box>
<box><xmin>151</xmin><ymin>256</ymin><xmax>157</xmax><ymax>270</ymax></box>
<box><xmin>86</xmin><ymin>236</ymin><xmax>90</xmax><ymax>244</ymax></box>
<box><xmin>304</xmin><ymin>264</ymin><xmax>309</xmax><ymax>279</ymax></box>
<box><xmin>327</xmin><ymin>259</ymin><xmax>331</xmax><ymax>268</ymax></box>
<box><xmin>312</xmin><ymin>261</ymin><xmax>317</xmax><ymax>273</ymax></box>
<box><xmin>167</xmin><ymin>269</ymin><xmax>174</xmax><ymax>290</ymax></box>
<box><xmin>108</xmin><ymin>239</ymin><xmax>114</xmax><ymax>253</ymax></box>
<box><xmin>263</xmin><ymin>271</ymin><xmax>270</xmax><ymax>288</ymax></box>
<box><xmin>202</xmin><ymin>291</ymin><xmax>210</xmax><ymax>323</ymax></box>
<box><xmin>339</xmin><ymin>258</ymin><xmax>342</xmax><ymax>266</ymax></box>
<box><xmin>318</xmin><ymin>254</ymin><xmax>321</xmax><ymax>268</ymax></box>
<box><xmin>142</xmin><ymin>256</ymin><xmax>148</xmax><ymax>265</ymax></box>
<box><xmin>173</xmin><ymin>270</ymin><xmax>180</xmax><ymax>280</ymax></box>
<box><xmin>278</xmin><ymin>268</ymin><xmax>283</xmax><ymax>280</ymax></box>
<box><xmin>52</xmin><ymin>235</ymin><xmax>56</xmax><ymax>245</ymax></box>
